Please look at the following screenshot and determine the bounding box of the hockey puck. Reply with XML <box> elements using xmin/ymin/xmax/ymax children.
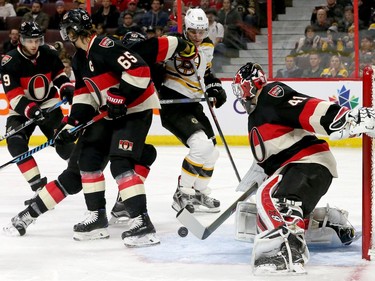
<box><xmin>178</xmin><ymin>226</ymin><xmax>188</xmax><ymax>237</ymax></box>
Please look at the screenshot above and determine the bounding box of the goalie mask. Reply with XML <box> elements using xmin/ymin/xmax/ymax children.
<box><xmin>60</xmin><ymin>9</ymin><xmax>92</xmax><ymax>42</ymax></box>
<box><xmin>20</xmin><ymin>21</ymin><xmax>44</xmax><ymax>46</ymax></box>
<box><xmin>232</xmin><ymin>62</ymin><xmax>267</xmax><ymax>114</ymax></box>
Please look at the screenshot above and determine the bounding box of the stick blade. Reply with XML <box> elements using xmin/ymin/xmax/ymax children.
<box><xmin>176</xmin><ymin>208</ymin><xmax>207</xmax><ymax>239</ymax></box>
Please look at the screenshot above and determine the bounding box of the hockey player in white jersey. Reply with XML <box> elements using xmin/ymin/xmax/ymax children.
<box><xmin>158</xmin><ymin>8</ymin><xmax>227</xmax><ymax>214</ymax></box>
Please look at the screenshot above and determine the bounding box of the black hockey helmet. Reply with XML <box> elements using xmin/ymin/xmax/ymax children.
<box><xmin>60</xmin><ymin>9</ymin><xmax>92</xmax><ymax>41</ymax></box>
<box><xmin>122</xmin><ymin>31</ymin><xmax>146</xmax><ymax>48</ymax></box>
<box><xmin>20</xmin><ymin>21</ymin><xmax>44</xmax><ymax>45</ymax></box>
<box><xmin>232</xmin><ymin>62</ymin><xmax>267</xmax><ymax>114</ymax></box>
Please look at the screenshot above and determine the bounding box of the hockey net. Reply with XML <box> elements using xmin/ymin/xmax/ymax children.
<box><xmin>362</xmin><ymin>65</ymin><xmax>375</xmax><ymax>260</ymax></box>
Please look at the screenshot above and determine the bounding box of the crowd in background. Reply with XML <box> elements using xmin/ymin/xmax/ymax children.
<box><xmin>0</xmin><ymin>0</ymin><xmax>374</xmax><ymax>78</ymax></box>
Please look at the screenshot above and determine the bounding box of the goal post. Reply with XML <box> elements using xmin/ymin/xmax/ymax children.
<box><xmin>362</xmin><ymin>65</ymin><xmax>375</xmax><ymax>260</ymax></box>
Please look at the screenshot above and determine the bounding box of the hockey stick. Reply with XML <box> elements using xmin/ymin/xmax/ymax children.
<box><xmin>191</xmin><ymin>61</ymin><xmax>241</xmax><ymax>182</ymax></box>
<box><xmin>0</xmin><ymin>97</ymin><xmax>68</xmax><ymax>142</ymax></box>
<box><xmin>159</xmin><ymin>98</ymin><xmax>208</xmax><ymax>104</ymax></box>
<box><xmin>177</xmin><ymin>182</ymin><xmax>258</xmax><ymax>240</ymax></box>
<box><xmin>0</xmin><ymin>111</ymin><xmax>107</xmax><ymax>171</ymax></box>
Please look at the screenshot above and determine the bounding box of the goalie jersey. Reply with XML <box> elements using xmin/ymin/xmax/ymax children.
<box><xmin>250</xmin><ymin>81</ymin><xmax>350</xmax><ymax>178</ymax></box>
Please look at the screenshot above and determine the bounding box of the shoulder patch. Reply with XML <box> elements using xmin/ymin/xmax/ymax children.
<box><xmin>99</xmin><ymin>37</ymin><xmax>115</xmax><ymax>48</ymax></box>
<box><xmin>268</xmin><ymin>85</ymin><xmax>284</xmax><ymax>98</ymax></box>
<box><xmin>1</xmin><ymin>55</ymin><xmax>12</xmax><ymax>66</ymax></box>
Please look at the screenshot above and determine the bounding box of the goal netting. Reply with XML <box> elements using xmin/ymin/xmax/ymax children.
<box><xmin>362</xmin><ymin>65</ymin><xmax>375</xmax><ymax>260</ymax></box>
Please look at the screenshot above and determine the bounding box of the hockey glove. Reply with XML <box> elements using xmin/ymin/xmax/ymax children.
<box><xmin>25</xmin><ymin>102</ymin><xmax>44</xmax><ymax>122</ymax></box>
<box><xmin>106</xmin><ymin>88</ymin><xmax>127</xmax><ymax>119</ymax></box>
<box><xmin>59</xmin><ymin>82</ymin><xmax>75</xmax><ymax>104</ymax></box>
<box><xmin>348</xmin><ymin>107</ymin><xmax>375</xmax><ymax>138</ymax></box>
<box><xmin>54</xmin><ymin>116</ymin><xmax>79</xmax><ymax>145</ymax></box>
<box><xmin>206</xmin><ymin>79</ymin><xmax>227</xmax><ymax>108</ymax></box>
<box><xmin>179</xmin><ymin>40</ymin><xmax>198</xmax><ymax>60</ymax></box>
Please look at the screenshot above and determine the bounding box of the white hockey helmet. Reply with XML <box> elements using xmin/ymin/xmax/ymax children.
<box><xmin>184</xmin><ymin>8</ymin><xmax>208</xmax><ymax>38</ymax></box>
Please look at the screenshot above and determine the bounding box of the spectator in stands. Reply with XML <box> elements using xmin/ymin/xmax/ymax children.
<box><xmin>206</xmin><ymin>8</ymin><xmax>224</xmax><ymax>46</ymax></box>
<box><xmin>22</xmin><ymin>1</ymin><xmax>49</xmax><ymax>32</ymax></box>
<box><xmin>275</xmin><ymin>55</ymin><xmax>303</xmax><ymax>78</ymax></box>
<box><xmin>141</xmin><ymin>0</ymin><xmax>169</xmax><ymax>30</ymax></box>
<box><xmin>115</xmin><ymin>11</ymin><xmax>143</xmax><ymax>38</ymax></box>
<box><xmin>73</xmin><ymin>0</ymin><xmax>86</xmax><ymax>10</ymax></box>
<box><xmin>236</xmin><ymin>0</ymin><xmax>259</xmax><ymax>29</ymax></box>
<box><xmin>218</xmin><ymin>0</ymin><xmax>243</xmax><ymax>49</ymax></box>
<box><xmin>199</xmin><ymin>0</ymin><xmax>210</xmax><ymax>12</ymax></box>
<box><xmin>167</xmin><ymin>0</ymin><xmax>187</xmax><ymax>33</ymax></box>
<box><xmin>302</xmin><ymin>52</ymin><xmax>325</xmax><ymax>78</ymax></box>
<box><xmin>118</xmin><ymin>0</ymin><xmax>145</xmax><ymax>26</ymax></box>
<box><xmin>92</xmin><ymin>0</ymin><xmax>120</xmax><ymax>29</ymax></box>
<box><xmin>0</xmin><ymin>0</ymin><xmax>16</xmax><ymax>30</ymax></box>
<box><xmin>338</xmin><ymin>6</ymin><xmax>364</xmax><ymax>33</ymax></box>
<box><xmin>2</xmin><ymin>28</ymin><xmax>19</xmax><ymax>55</ymax></box>
<box><xmin>359</xmin><ymin>32</ymin><xmax>374</xmax><ymax>63</ymax></box>
<box><xmin>320</xmin><ymin>54</ymin><xmax>348</xmax><ymax>78</ymax></box>
<box><xmin>292</xmin><ymin>25</ymin><xmax>320</xmax><ymax>56</ymax></box>
<box><xmin>48</xmin><ymin>1</ymin><xmax>67</xmax><ymax>30</ymax></box>
<box><xmin>320</xmin><ymin>25</ymin><xmax>341</xmax><ymax>54</ymax></box>
<box><xmin>62</xmin><ymin>58</ymin><xmax>75</xmax><ymax>82</ymax></box>
<box><xmin>311</xmin><ymin>8</ymin><xmax>331</xmax><ymax>36</ymax></box>
<box><xmin>311</xmin><ymin>0</ymin><xmax>343</xmax><ymax>27</ymax></box>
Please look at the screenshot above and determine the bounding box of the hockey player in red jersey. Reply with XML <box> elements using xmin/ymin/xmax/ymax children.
<box><xmin>232</xmin><ymin>62</ymin><xmax>374</xmax><ymax>275</ymax></box>
<box><xmin>55</xmin><ymin>9</ymin><xmax>161</xmax><ymax>247</ymax></box>
<box><xmin>0</xmin><ymin>21</ymin><xmax>75</xmax><ymax>197</ymax></box>
<box><xmin>2</xmin><ymin>30</ymin><xmax>198</xmax><ymax>236</ymax></box>
<box><xmin>159</xmin><ymin>8</ymin><xmax>227</xmax><ymax>214</ymax></box>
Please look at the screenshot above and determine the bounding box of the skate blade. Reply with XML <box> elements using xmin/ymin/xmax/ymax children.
<box><xmin>108</xmin><ymin>216</ymin><xmax>130</xmax><ymax>225</ymax></box>
<box><xmin>253</xmin><ymin>263</ymin><xmax>307</xmax><ymax>276</ymax></box>
<box><xmin>73</xmin><ymin>228</ymin><xmax>110</xmax><ymax>241</ymax></box>
<box><xmin>123</xmin><ymin>233</ymin><xmax>160</xmax><ymax>248</ymax></box>
<box><xmin>193</xmin><ymin>205</ymin><xmax>220</xmax><ymax>213</ymax></box>
<box><xmin>3</xmin><ymin>224</ymin><xmax>23</xmax><ymax>237</ymax></box>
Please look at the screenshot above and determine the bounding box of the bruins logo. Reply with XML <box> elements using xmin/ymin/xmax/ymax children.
<box><xmin>174</xmin><ymin>55</ymin><xmax>201</xmax><ymax>76</ymax></box>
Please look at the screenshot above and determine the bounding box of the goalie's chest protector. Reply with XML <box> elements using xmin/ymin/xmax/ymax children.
<box><xmin>163</xmin><ymin>41</ymin><xmax>214</xmax><ymax>99</ymax></box>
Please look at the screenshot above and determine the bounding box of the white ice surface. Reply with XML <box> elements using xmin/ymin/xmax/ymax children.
<box><xmin>0</xmin><ymin>145</ymin><xmax>373</xmax><ymax>281</ymax></box>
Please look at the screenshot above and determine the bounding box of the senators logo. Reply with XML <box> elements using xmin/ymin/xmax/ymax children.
<box><xmin>268</xmin><ymin>85</ymin><xmax>284</xmax><ymax>98</ymax></box>
<box><xmin>119</xmin><ymin>140</ymin><xmax>133</xmax><ymax>151</ymax></box>
<box><xmin>99</xmin><ymin>37</ymin><xmax>114</xmax><ymax>48</ymax></box>
<box><xmin>1</xmin><ymin>55</ymin><xmax>12</xmax><ymax>66</ymax></box>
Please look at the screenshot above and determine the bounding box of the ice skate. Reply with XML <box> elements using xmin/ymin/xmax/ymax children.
<box><xmin>73</xmin><ymin>209</ymin><xmax>109</xmax><ymax>241</ymax></box>
<box><xmin>121</xmin><ymin>213</ymin><xmax>160</xmax><ymax>247</ymax></box>
<box><xmin>171</xmin><ymin>176</ymin><xmax>195</xmax><ymax>213</ymax></box>
<box><xmin>3</xmin><ymin>209</ymin><xmax>36</xmax><ymax>236</ymax></box>
<box><xmin>24</xmin><ymin>177</ymin><xmax>47</xmax><ymax>205</ymax></box>
<box><xmin>192</xmin><ymin>189</ymin><xmax>220</xmax><ymax>213</ymax></box>
<box><xmin>253</xmin><ymin>233</ymin><xmax>307</xmax><ymax>275</ymax></box>
<box><xmin>109</xmin><ymin>200</ymin><xmax>131</xmax><ymax>225</ymax></box>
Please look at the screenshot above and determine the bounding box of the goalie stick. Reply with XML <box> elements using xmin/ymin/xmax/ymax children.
<box><xmin>176</xmin><ymin>182</ymin><xmax>258</xmax><ymax>240</ymax></box>
<box><xmin>0</xmin><ymin>97</ymin><xmax>68</xmax><ymax>142</ymax></box>
<box><xmin>0</xmin><ymin>111</ymin><xmax>107</xmax><ymax>171</ymax></box>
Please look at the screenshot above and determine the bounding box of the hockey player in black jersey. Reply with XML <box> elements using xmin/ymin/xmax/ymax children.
<box><xmin>159</xmin><ymin>8</ymin><xmax>227</xmax><ymax>214</ymax></box>
<box><xmin>232</xmin><ymin>62</ymin><xmax>375</xmax><ymax>275</ymax></box>
<box><xmin>0</xmin><ymin>22</ymin><xmax>75</xmax><ymax>197</ymax></box>
<box><xmin>2</xmin><ymin>30</ymin><xmax>198</xmax><ymax>237</ymax></box>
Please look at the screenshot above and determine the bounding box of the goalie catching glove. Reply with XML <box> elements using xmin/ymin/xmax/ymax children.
<box><xmin>106</xmin><ymin>88</ymin><xmax>127</xmax><ymax>119</ymax></box>
<box><xmin>54</xmin><ymin>116</ymin><xmax>80</xmax><ymax>145</ymax></box>
<box><xmin>179</xmin><ymin>40</ymin><xmax>198</xmax><ymax>60</ymax></box>
<box><xmin>205</xmin><ymin>78</ymin><xmax>227</xmax><ymax>108</ymax></box>
<box><xmin>330</xmin><ymin>107</ymin><xmax>375</xmax><ymax>140</ymax></box>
